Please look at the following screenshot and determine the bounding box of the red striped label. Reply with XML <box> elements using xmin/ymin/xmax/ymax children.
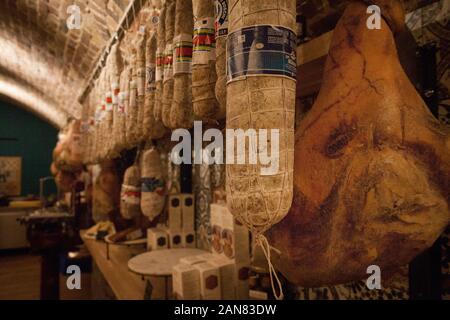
<box><xmin>193</xmin><ymin>17</ymin><xmax>216</xmax><ymax>64</ymax></box>
<box><xmin>175</xmin><ymin>46</ymin><xmax>193</xmax><ymax>60</ymax></box>
<box><xmin>164</xmin><ymin>53</ymin><xmax>173</xmax><ymax>66</ymax></box>
<box><xmin>173</xmin><ymin>34</ymin><xmax>193</xmax><ymax>74</ymax></box>
<box><xmin>193</xmin><ymin>33</ymin><xmax>216</xmax><ymax>50</ymax></box>
<box><xmin>123</xmin><ymin>190</ymin><xmax>141</xmax><ymax>198</ymax></box>
<box><xmin>156</xmin><ymin>53</ymin><xmax>164</xmax><ymax>67</ymax></box>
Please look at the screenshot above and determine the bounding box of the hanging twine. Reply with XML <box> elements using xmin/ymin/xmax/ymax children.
<box><xmin>233</xmin><ymin>192</ymin><xmax>287</xmax><ymax>300</ymax></box>
<box><xmin>230</xmin><ymin>198</ymin><xmax>286</xmax><ymax>300</ymax></box>
<box><xmin>254</xmin><ymin>233</ymin><xmax>284</xmax><ymax>300</ymax></box>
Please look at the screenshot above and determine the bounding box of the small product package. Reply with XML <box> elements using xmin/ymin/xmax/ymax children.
<box><xmin>210</xmin><ymin>257</ymin><xmax>236</xmax><ymax>300</ymax></box>
<box><xmin>182</xmin><ymin>230</ymin><xmax>196</xmax><ymax>248</ymax></box>
<box><xmin>194</xmin><ymin>262</ymin><xmax>221</xmax><ymax>300</ymax></box>
<box><xmin>169</xmin><ymin>229</ymin><xmax>183</xmax><ymax>248</ymax></box>
<box><xmin>213</xmin><ymin>203</ymin><xmax>250</xmax><ymax>262</ymax></box>
<box><xmin>222</xmin><ymin>206</ymin><xmax>250</xmax><ymax>262</ymax></box>
<box><xmin>168</xmin><ymin>194</ymin><xmax>182</xmax><ymax>232</ymax></box>
<box><xmin>147</xmin><ymin>228</ymin><xmax>169</xmax><ymax>251</ymax></box>
<box><xmin>181</xmin><ymin>193</ymin><xmax>195</xmax><ymax>231</ymax></box>
<box><xmin>210</xmin><ymin>203</ymin><xmax>224</xmax><ymax>256</ymax></box>
<box><xmin>172</xmin><ymin>263</ymin><xmax>201</xmax><ymax>300</ymax></box>
<box><xmin>235</xmin><ymin>262</ymin><xmax>250</xmax><ymax>300</ymax></box>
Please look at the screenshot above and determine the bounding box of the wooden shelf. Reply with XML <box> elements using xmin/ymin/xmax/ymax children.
<box><xmin>80</xmin><ymin>230</ymin><xmax>146</xmax><ymax>300</ymax></box>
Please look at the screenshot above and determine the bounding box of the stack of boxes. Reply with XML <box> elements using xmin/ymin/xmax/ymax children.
<box><xmin>147</xmin><ymin>226</ymin><xmax>169</xmax><ymax>250</ymax></box>
<box><xmin>211</xmin><ymin>203</ymin><xmax>251</xmax><ymax>300</ymax></box>
<box><xmin>147</xmin><ymin>193</ymin><xmax>195</xmax><ymax>251</ymax></box>
<box><xmin>172</xmin><ymin>204</ymin><xmax>250</xmax><ymax>300</ymax></box>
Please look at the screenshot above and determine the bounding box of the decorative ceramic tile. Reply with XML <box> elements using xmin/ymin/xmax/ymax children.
<box><xmin>194</xmin><ymin>163</ymin><xmax>212</xmax><ymax>251</ymax></box>
<box><xmin>295</xmin><ymin>276</ymin><xmax>409</xmax><ymax>300</ymax></box>
<box><xmin>210</xmin><ymin>163</ymin><xmax>225</xmax><ymax>189</ymax></box>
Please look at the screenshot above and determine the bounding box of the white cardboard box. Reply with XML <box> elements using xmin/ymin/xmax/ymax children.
<box><xmin>194</xmin><ymin>262</ymin><xmax>221</xmax><ymax>300</ymax></box>
<box><xmin>172</xmin><ymin>263</ymin><xmax>200</xmax><ymax>300</ymax></box>
<box><xmin>235</xmin><ymin>262</ymin><xmax>250</xmax><ymax>300</ymax></box>
<box><xmin>210</xmin><ymin>204</ymin><xmax>224</xmax><ymax>256</ymax></box>
<box><xmin>182</xmin><ymin>230</ymin><xmax>196</xmax><ymax>248</ymax></box>
<box><xmin>168</xmin><ymin>229</ymin><xmax>183</xmax><ymax>248</ymax></box>
<box><xmin>147</xmin><ymin>228</ymin><xmax>168</xmax><ymax>251</ymax></box>
<box><xmin>210</xmin><ymin>257</ymin><xmax>236</xmax><ymax>300</ymax></box>
<box><xmin>218</xmin><ymin>204</ymin><xmax>250</xmax><ymax>263</ymax></box>
<box><xmin>168</xmin><ymin>194</ymin><xmax>182</xmax><ymax>232</ymax></box>
<box><xmin>181</xmin><ymin>194</ymin><xmax>195</xmax><ymax>232</ymax></box>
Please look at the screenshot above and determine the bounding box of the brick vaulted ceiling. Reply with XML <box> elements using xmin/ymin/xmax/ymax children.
<box><xmin>0</xmin><ymin>0</ymin><xmax>437</xmax><ymax>128</ymax></box>
<box><xmin>0</xmin><ymin>0</ymin><xmax>132</xmax><ymax>128</ymax></box>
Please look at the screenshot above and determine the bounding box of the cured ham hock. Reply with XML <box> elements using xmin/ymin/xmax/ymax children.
<box><xmin>266</xmin><ymin>0</ymin><xmax>450</xmax><ymax>287</ymax></box>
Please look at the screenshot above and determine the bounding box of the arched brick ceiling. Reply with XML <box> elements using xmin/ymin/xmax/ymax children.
<box><xmin>0</xmin><ymin>0</ymin><xmax>132</xmax><ymax>128</ymax></box>
<box><xmin>0</xmin><ymin>0</ymin><xmax>436</xmax><ymax>127</ymax></box>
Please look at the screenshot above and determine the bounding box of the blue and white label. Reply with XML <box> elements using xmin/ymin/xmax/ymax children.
<box><xmin>227</xmin><ymin>25</ymin><xmax>297</xmax><ymax>83</ymax></box>
<box><xmin>215</xmin><ymin>0</ymin><xmax>228</xmax><ymax>38</ymax></box>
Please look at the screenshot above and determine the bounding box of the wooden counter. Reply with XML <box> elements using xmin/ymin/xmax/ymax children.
<box><xmin>80</xmin><ymin>231</ymin><xmax>147</xmax><ymax>300</ymax></box>
<box><xmin>0</xmin><ymin>206</ymin><xmax>40</xmax><ymax>213</ymax></box>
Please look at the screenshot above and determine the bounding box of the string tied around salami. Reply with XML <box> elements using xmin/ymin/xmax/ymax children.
<box><xmin>254</xmin><ymin>233</ymin><xmax>284</xmax><ymax>300</ymax></box>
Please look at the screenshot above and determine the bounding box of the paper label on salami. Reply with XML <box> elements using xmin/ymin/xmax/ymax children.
<box><xmin>227</xmin><ymin>25</ymin><xmax>297</xmax><ymax>83</ymax></box>
<box><xmin>146</xmin><ymin>63</ymin><xmax>156</xmax><ymax>92</ymax></box>
<box><xmin>215</xmin><ymin>0</ymin><xmax>228</xmax><ymax>38</ymax></box>
<box><xmin>193</xmin><ymin>17</ymin><xmax>216</xmax><ymax>65</ymax></box>
<box><xmin>137</xmin><ymin>67</ymin><xmax>146</xmax><ymax>96</ymax></box>
<box><xmin>141</xmin><ymin>177</ymin><xmax>165</xmax><ymax>194</ymax></box>
<box><xmin>150</xmin><ymin>14</ymin><xmax>159</xmax><ymax>28</ymax></box>
<box><xmin>163</xmin><ymin>43</ymin><xmax>174</xmax><ymax>82</ymax></box>
<box><xmin>89</xmin><ymin>117</ymin><xmax>95</xmax><ymax>132</ymax></box>
<box><xmin>173</xmin><ymin>34</ymin><xmax>193</xmax><ymax>75</ymax></box>
<box><xmin>121</xmin><ymin>184</ymin><xmax>141</xmax><ymax>205</ymax></box>
<box><xmin>100</xmin><ymin>101</ymin><xmax>107</xmax><ymax>121</ymax></box>
<box><xmin>156</xmin><ymin>50</ymin><xmax>164</xmax><ymax>82</ymax></box>
<box><xmin>118</xmin><ymin>91</ymin><xmax>128</xmax><ymax>114</ymax></box>
<box><xmin>94</xmin><ymin>106</ymin><xmax>102</xmax><ymax>124</ymax></box>
<box><xmin>94</xmin><ymin>111</ymin><xmax>100</xmax><ymax>124</ymax></box>
<box><xmin>111</xmin><ymin>83</ymin><xmax>120</xmax><ymax>105</ymax></box>
<box><xmin>105</xmin><ymin>92</ymin><xmax>113</xmax><ymax>111</ymax></box>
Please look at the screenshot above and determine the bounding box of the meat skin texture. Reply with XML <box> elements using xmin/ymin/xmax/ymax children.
<box><xmin>266</xmin><ymin>2</ymin><xmax>450</xmax><ymax>287</ymax></box>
